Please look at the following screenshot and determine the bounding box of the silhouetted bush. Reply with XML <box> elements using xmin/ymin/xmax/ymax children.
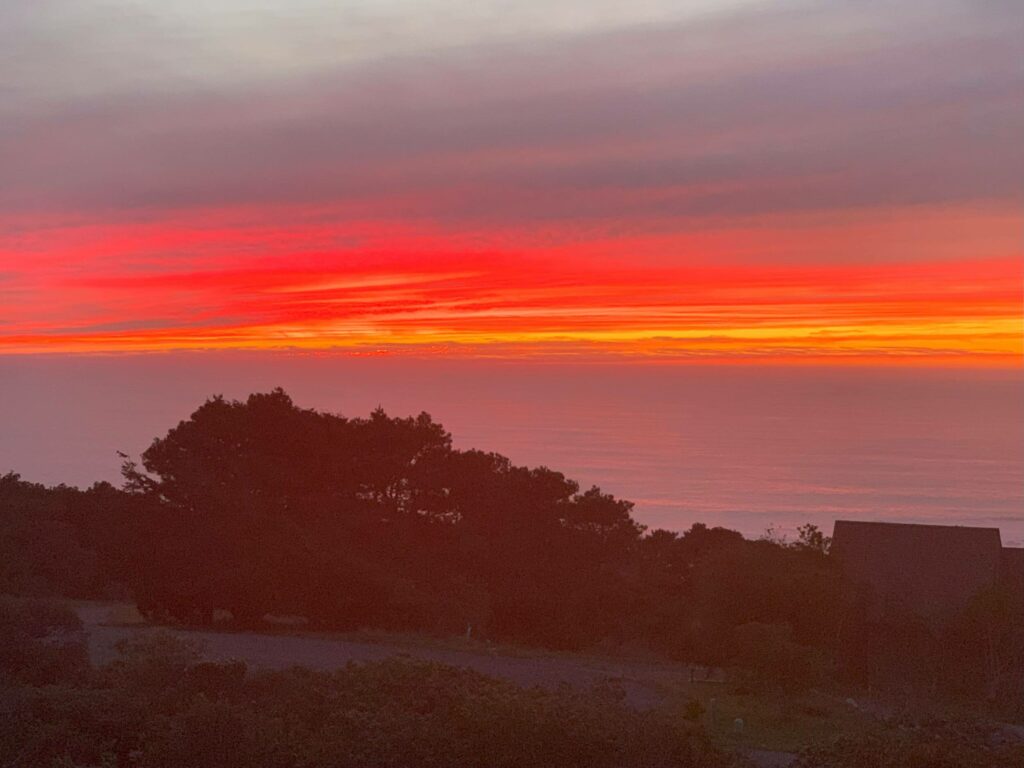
<box><xmin>0</xmin><ymin>474</ymin><xmax>97</xmax><ymax>598</ymax></box>
<box><xmin>733</xmin><ymin>622</ymin><xmax>830</xmax><ymax>693</ymax></box>
<box><xmin>0</xmin><ymin>595</ymin><xmax>88</xmax><ymax>686</ymax></box>
<box><xmin>793</xmin><ymin>721</ymin><xmax>1024</xmax><ymax>767</ymax></box>
<box><xmin>0</xmin><ymin>637</ymin><xmax>740</xmax><ymax>768</ymax></box>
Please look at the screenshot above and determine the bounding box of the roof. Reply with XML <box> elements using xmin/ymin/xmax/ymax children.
<box><xmin>831</xmin><ymin>520</ymin><xmax>1003</xmax><ymax>617</ymax></box>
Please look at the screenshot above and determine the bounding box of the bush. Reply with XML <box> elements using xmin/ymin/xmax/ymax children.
<box><xmin>793</xmin><ymin>721</ymin><xmax>1024</xmax><ymax>768</ymax></box>
<box><xmin>0</xmin><ymin>596</ymin><xmax>88</xmax><ymax>685</ymax></box>
<box><xmin>1</xmin><ymin>638</ymin><xmax>742</xmax><ymax>768</ymax></box>
<box><xmin>233</xmin><ymin>659</ymin><xmax>736</xmax><ymax>768</ymax></box>
<box><xmin>100</xmin><ymin>631</ymin><xmax>203</xmax><ymax>694</ymax></box>
<box><xmin>733</xmin><ymin>622</ymin><xmax>829</xmax><ymax>693</ymax></box>
<box><xmin>683</xmin><ymin>698</ymin><xmax>706</xmax><ymax>722</ymax></box>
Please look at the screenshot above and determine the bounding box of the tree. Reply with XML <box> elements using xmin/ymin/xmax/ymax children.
<box><xmin>0</xmin><ymin>473</ymin><xmax>97</xmax><ymax>598</ymax></box>
<box><xmin>120</xmin><ymin>389</ymin><xmax>645</xmax><ymax>645</ymax></box>
<box><xmin>796</xmin><ymin>524</ymin><xmax>832</xmax><ymax>555</ymax></box>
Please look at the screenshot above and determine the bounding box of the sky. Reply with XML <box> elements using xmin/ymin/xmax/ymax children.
<box><xmin>1</xmin><ymin>0</ymin><xmax>1022</xmax><ymax>363</ymax></box>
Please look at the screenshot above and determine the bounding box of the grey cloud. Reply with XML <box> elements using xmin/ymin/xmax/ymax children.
<box><xmin>0</xmin><ymin>0</ymin><xmax>1021</xmax><ymax>230</ymax></box>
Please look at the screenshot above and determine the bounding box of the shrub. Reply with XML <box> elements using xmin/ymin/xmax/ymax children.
<box><xmin>683</xmin><ymin>697</ymin><xmax>707</xmax><ymax>722</ymax></box>
<box><xmin>1</xmin><ymin>647</ymin><xmax>741</xmax><ymax>768</ymax></box>
<box><xmin>733</xmin><ymin>622</ymin><xmax>829</xmax><ymax>693</ymax></box>
<box><xmin>793</xmin><ymin>721</ymin><xmax>1024</xmax><ymax>768</ymax></box>
<box><xmin>0</xmin><ymin>596</ymin><xmax>88</xmax><ymax>685</ymax></box>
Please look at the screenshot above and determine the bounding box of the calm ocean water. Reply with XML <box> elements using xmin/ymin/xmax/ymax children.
<box><xmin>2</xmin><ymin>355</ymin><xmax>1022</xmax><ymax>544</ymax></box>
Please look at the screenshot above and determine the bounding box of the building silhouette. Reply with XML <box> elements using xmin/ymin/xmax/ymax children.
<box><xmin>831</xmin><ymin>520</ymin><xmax>1023</xmax><ymax>618</ymax></box>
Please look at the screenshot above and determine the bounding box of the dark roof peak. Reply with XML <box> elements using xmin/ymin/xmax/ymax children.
<box><xmin>834</xmin><ymin>519</ymin><xmax>1000</xmax><ymax>534</ymax></box>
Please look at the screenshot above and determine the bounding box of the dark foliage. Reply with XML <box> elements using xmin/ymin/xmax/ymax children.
<box><xmin>0</xmin><ymin>625</ymin><xmax>738</xmax><ymax>768</ymax></box>
<box><xmin>0</xmin><ymin>473</ymin><xmax>139</xmax><ymax>600</ymax></box>
<box><xmin>793</xmin><ymin>721</ymin><xmax>1024</xmax><ymax>767</ymax></box>
<box><xmin>0</xmin><ymin>596</ymin><xmax>88</xmax><ymax>686</ymax></box>
<box><xmin>0</xmin><ymin>474</ymin><xmax>96</xmax><ymax>598</ymax></box>
<box><xmin>121</xmin><ymin>389</ymin><xmax>646</xmax><ymax>647</ymax></box>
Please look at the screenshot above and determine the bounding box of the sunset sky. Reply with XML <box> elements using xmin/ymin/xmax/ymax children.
<box><xmin>2</xmin><ymin>0</ymin><xmax>1021</xmax><ymax>364</ymax></box>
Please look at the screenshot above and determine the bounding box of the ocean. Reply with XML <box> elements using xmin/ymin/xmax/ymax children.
<box><xmin>2</xmin><ymin>354</ymin><xmax>1022</xmax><ymax>544</ymax></box>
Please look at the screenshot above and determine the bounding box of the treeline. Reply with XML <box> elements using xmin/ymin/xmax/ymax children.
<box><xmin>2</xmin><ymin>389</ymin><xmax>1023</xmax><ymax>711</ymax></box>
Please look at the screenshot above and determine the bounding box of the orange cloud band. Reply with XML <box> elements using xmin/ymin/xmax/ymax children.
<box><xmin>2</xmin><ymin>207</ymin><xmax>1021</xmax><ymax>364</ymax></box>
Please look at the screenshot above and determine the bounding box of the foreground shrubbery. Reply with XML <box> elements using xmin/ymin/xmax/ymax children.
<box><xmin>4</xmin><ymin>599</ymin><xmax>1023</xmax><ymax>767</ymax></box>
<box><xmin>0</xmin><ymin>596</ymin><xmax>88</xmax><ymax>686</ymax></box>
<box><xmin>794</xmin><ymin>721</ymin><xmax>1024</xmax><ymax>768</ymax></box>
<box><xmin>0</xmin><ymin>607</ymin><xmax>736</xmax><ymax>768</ymax></box>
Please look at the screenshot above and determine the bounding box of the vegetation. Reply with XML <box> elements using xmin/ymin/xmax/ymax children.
<box><xmin>793</xmin><ymin>721</ymin><xmax>1024</xmax><ymax>768</ymax></box>
<box><xmin>668</xmin><ymin>681</ymin><xmax>877</xmax><ymax>754</ymax></box>
<box><xmin>0</xmin><ymin>595</ymin><xmax>89</xmax><ymax>686</ymax></box>
<box><xmin>0</xmin><ymin>601</ymin><xmax>738</xmax><ymax>768</ymax></box>
<box><xmin>3</xmin><ymin>388</ymin><xmax>1024</xmax><ymax>721</ymax></box>
<box><xmin>2</xmin><ymin>599</ymin><xmax>1018</xmax><ymax>767</ymax></box>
